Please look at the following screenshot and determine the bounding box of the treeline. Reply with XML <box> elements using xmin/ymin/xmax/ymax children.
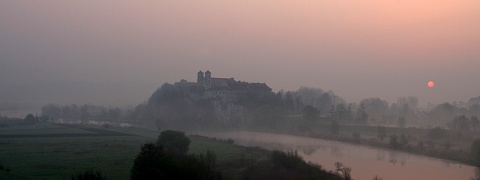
<box><xmin>429</xmin><ymin>102</ymin><xmax>480</xmax><ymax>127</ymax></box>
<box><xmin>141</xmin><ymin>84</ymin><xmax>352</xmax><ymax>130</ymax></box>
<box><xmin>0</xmin><ymin>114</ymin><xmax>44</xmax><ymax>127</ymax></box>
<box><xmin>296</xmin><ymin>95</ymin><xmax>480</xmax><ymax>129</ymax></box>
<box><xmin>40</xmin><ymin>103</ymin><xmax>145</xmax><ymax>123</ymax></box>
<box><xmin>39</xmin><ymin>85</ymin><xmax>480</xmax><ymax>131</ymax></box>
<box><xmin>139</xmin><ymin>84</ymin><xmax>435</xmax><ymax>130</ymax></box>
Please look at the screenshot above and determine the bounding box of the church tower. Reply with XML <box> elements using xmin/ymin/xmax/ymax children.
<box><xmin>197</xmin><ymin>70</ymin><xmax>204</xmax><ymax>83</ymax></box>
<box><xmin>205</xmin><ymin>70</ymin><xmax>211</xmax><ymax>85</ymax></box>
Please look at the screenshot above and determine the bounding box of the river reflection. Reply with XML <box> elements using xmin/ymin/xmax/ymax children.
<box><xmin>202</xmin><ymin>131</ymin><xmax>477</xmax><ymax>180</ymax></box>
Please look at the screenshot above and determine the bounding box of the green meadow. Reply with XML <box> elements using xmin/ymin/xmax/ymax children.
<box><xmin>0</xmin><ymin>123</ymin><xmax>270</xmax><ymax>179</ymax></box>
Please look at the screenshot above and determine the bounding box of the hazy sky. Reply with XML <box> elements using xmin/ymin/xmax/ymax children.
<box><xmin>1</xmin><ymin>1</ymin><xmax>479</xmax><ymax>107</ymax></box>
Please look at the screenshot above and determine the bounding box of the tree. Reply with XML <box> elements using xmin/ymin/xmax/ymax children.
<box><xmin>472</xmin><ymin>139</ymin><xmax>480</xmax><ymax>165</ymax></box>
<box><xmin>377</xmin><ymin>126</ymin><xmax>387</xmax><ymax>141</ymax></box>
<box><xmin>355</xmin><ymin>104</ymin><xmax>369</xmax><ymax>124</ymax></box>
<box><xmin>389</xmin><ymin>134</ymin><xmax>400</xmax><ymax>149</ymax></box>
<box><xmin>156</xmin><ymin>130</ymin><xmax>191</xmax><ymax>156</ymax></box>
<box><xmin>427</xmin><ymin>127</ymin><xmax>448</xmax><ymax>139</ymax></box>
<box><xmin>41</xmin><ymin>104</ymin><xmax>61</xmax><ymax>119</ymax></box>
<box><xmin>472</xmin><ymin>116</ymin><xmax>479</xmax><ymax>132</ymax></box>
<box><xmin>108</xmin><ymin>108</ymin><xmax>121</xmax><ymax>120</ymax></box>
<box><xmin>390</xmin><ymin>134</ymin><xmax>408</xmax><ymax>149</ymax></box>
<box><xmin>80</xmin><ymin>105</ymin><xmax>90</xmax><ymax>121</ymax></box>
<box><xmin>130</xmin><ymin>143</ymin><xmax>167</xmax><ymax>180</ymax></box>
<box><xmin>334</xmin><ymin>162</ymin><xmax>351</xmax><ymax>180</ymax></box>
<box><xmin>397</xmin><ymin>117</ymin><xmax>406</xmax><ymax>128</ymax></box>
<box><xmin>303</xmin><ymin>105</ymin><xmax>319</xmax><ymax>122</ymax></box>
<box><xmin>352</xmin><ymin>132</ymin><xmax>361</xmax><ymax>143</ymax></box>
<box><xmin>399</xmin><ymin>134</ymin><xmax>409</xmax><ymax>147</ymax></box>
<box><xmin>132</xmin><ymin>138</ymin><xmax>223</xmax><ymax>179</ymax></box>
<box><xmin>431</xmin><ymin>102</ymin><xmax>457</xmax><ymax>123</ymax></box>
<box><xmin>331</xmin><ymin>120</ymin><xmax>340</xmax><ymax>135</ymax></box>
<box><xmin>335</xmin><ymin>103</ymin><xmax>352</xmax><ymax>121</ymax></box>
<box><xmin>443</xmin><ymin>141</ymin><xmax>452</xmax><ymax>150</ymax></box>
<box><xmin>284</xmin><ymin>91</ymin><xmax>295</xmax><ymax>112</ymax></box>
<box><xmin>24</xmin><ymin>114</ymin><xmax>37</xmax><ymax>124</ymax></box>
<box><xmin>449</xmin><ymin>115</ymin><xmax>470</xmax><ymax>131</ymax></box>
<box><xmin>359</xmin><ymin>97</ymin><xmax>389</xmax><ymax>121</ymax></box>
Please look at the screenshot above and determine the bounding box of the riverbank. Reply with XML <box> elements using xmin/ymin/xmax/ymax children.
<box><xmin>306</xmin><ymin>132</ymin><xmax>476</xmax><ymax>166</ymax></box>
<box><xmin>204</xmin><ymin>130</ymin><xmax>478</xmax><ymax>180</ymax></box>
<box><xmin>246</xmin><ymin>125</ymin><xmax>479</xmax><ymax>167</ymax></box>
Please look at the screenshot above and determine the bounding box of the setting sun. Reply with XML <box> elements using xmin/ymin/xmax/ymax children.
<box><xmin>428</xmin><ymin>81</ymin><xmax>435</xmax><ymax>88</ymax></box>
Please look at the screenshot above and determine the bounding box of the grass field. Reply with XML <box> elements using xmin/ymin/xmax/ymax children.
<box><xmin>0</xmin><ymin>123</ymin><xmax>271</xmax><ymax>179</ymax></box>
<box><xmin>0</xmin><ymin>123</ymin><xmax>95</xmax><ymax>136</ymax></box>
<box><xmin>0</xmin><ymin>123</ymin><xmax>155</xmax><ymax>179</ymax></box>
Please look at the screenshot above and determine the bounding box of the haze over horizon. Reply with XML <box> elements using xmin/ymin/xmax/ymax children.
<box><xmin>1</xmin><ymin>1</ymin><xmax>479</xmax><ymax>107</ymax></box>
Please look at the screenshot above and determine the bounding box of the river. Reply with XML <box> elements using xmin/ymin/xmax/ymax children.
<box><xmin>203</xmin><ymin>131</ymin><xmax>478</xmax><ymax>180</ymax></box>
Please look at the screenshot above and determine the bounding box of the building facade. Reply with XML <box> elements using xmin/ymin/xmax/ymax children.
<box><xmin>176</xmin><ymin>70</ymin><xmax>272</xmax><ymax>101</ymax></box>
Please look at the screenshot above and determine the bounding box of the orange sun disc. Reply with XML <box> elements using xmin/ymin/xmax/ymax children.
<box><xmin>427</xmin><ymin>81</ymin><xmax>434</xmax><ymax>88</ymax></box>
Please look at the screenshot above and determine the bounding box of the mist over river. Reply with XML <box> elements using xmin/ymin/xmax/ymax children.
<box><xmin>201</xmin><ymin>131</ymin><xmax>478</xmax><ymax>180</ymax></box>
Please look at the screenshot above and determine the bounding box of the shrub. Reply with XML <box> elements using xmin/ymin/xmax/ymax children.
<box><xmin>377</xmin><ymin>126</ymin><xmax>387</xmax><ymax>141</ymax></box>
<box><xmin>271</xmin><ymin>150</ymin><xmax>305</xmax><ymax>169</ymax></box>
<box><xmin>271</xmin><ymin>150</ymin><xmax>342</xmax><ymax>179</ymax></box>
<box><xmin>156</xmin><ymin>130</ymin><xmax>191</xmax><ymax>156</ymax></box>
<box><xmin>71</xmin><ymin>169</ymin><xmax>106</xmax><ymax>180</ymax></box>
<box><xmin>132</xmin><ymin>132</ymin><xmax>223</xmax><ymax>180</ymax></box>
<box><xmin>331</xmin><ymin>120</ymin><xmax>340</xmax><ymax>135</ymax></box>
<box><xmin>352</xmin><ymin>132</ymin><xmax>361</xmax><ymax>143</ymax></box>
<box><xmin>428</xmin><ymin>127</ymin><xmax>448</xmax><ymax>139</ymax></box>
<box><xmin>130</xmin><ymin>143</ymin><xmax>167</xmax><ymax>180</ymax></box>
<box><xmin>471</xmin><ymin>139</ymin><xmax>480</xmax><ymax>164</ymax></box>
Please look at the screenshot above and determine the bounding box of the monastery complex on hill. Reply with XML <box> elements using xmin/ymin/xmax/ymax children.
<box><xmin>174</xmin><ymin>70</ymin><xmax>272</xmax><ymax>102</ymax></box>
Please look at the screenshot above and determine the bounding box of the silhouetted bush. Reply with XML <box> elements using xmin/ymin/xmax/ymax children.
<box><xmin>131</xmin><ymin>132</ymin><xmax>223</xmax><ymax>180</ymax></box>
<box><xmin>23</xmin><ymin>114</ymin><xmax>38</xmax><ymax>125</ymax></box>
<box><xmin>428</xmin><ymin>127</ymin><xmax>449</xmax><ymax>139</ymax></box>
<box><xmin>271</xmin><ymin>150</ymin><xmax>305</xmax><ymax>170</ymax></box>
<box><xmin>156</xmin><ymin>130</ymin><xmax>191</xmax><ymax>156</ymax></box>
<box><xmin>270</xmin><ymin>150</ymin><xmax>341</xmax><ymax>179</ymax></box>
<box><xmin>130</xmin><ymin>143</ymin><xmax>167</xmax><ymax>179</ymax></box>
<box><xmin>471</xmin><ymin>139</ymin><xmax>480</xmax><ymax>165</ymax></box>
<box><xmin>71</xmin><ymin>169</ymin><xmax>106</xmax><ymax>180</ymax></box>
<box><xmin>377</xmin><ymin>126</ymin><xmax>387</xmax><ymax>141</ymax></box>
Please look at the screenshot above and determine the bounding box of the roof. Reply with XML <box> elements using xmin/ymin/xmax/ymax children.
<box><xmin>210</xmin><ymin>78</ymin><xmax>235</xmax><ymax>86</ymax></box>
<box><xmin>206</xmin><ymin>80</ymin><xmax>272</xmax><ymax>92</ymax></box>
<box><xmin>247</xmin><ymin>83</ymin><xmax>272</xmax><ymax>91</ymax></box>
